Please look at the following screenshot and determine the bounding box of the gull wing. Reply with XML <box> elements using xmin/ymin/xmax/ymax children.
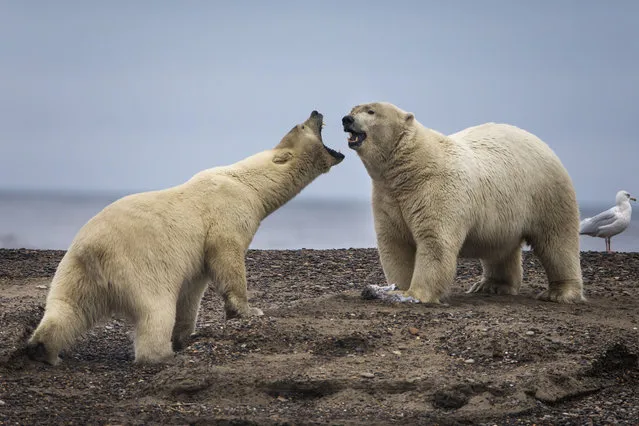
<box><xmin>579</xmin><ymin>207</ymin><xmax>618</xmax><ymax>235</ymax></box>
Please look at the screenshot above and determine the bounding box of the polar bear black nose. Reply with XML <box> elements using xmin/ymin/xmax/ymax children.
<box><xmin>342</xmin><ymin>115</ymin><xmax>354</xmax><ymax>126</ymax></box>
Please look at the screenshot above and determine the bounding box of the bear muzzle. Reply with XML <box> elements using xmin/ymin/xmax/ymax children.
<box><xmin>342</xmin><ymin>115</ymin><xmax>367</xmax><ymax>149</ymax></box>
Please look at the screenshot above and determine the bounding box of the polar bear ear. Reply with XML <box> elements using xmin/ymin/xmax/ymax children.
<box><xmin>405</xmin><ymin>112</ymin><xmax>415</xmax><ymax>122</ymax></box>
<box><xmin>273</xmin><ymin>150</ymin><xmax>294</xmax><ymax>164</ymax></box>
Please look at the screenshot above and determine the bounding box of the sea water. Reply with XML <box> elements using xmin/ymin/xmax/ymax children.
<box><xmin>0</xmin><ymin>191</ymin><xmax>637</xmax><ymax>252</ymax></box>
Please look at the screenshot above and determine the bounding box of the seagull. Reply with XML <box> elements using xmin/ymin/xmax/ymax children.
<box><xmin>579</xmin><ymin>190</ymin><xmax>636</xmax><ymax>253</ymax></box>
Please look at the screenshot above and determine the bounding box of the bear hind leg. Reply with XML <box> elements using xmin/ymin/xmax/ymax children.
<box><xmin>468</xmin><ymin>247</ymin><xmax>522</xmax><ymax>296</ymax></box>
<box><xmin>27</xmin><ymin>298</ymin><xmax>93</xmax><ymax>366</ymax></box>
<box><xmin>530</xmin><ymin>233</ymin><xmax>585</xmax><ymax>303</ymax></box>
<box><xmin>27</xmin><ymin>259</ymin><xmax>106</xmax><ymax>366</ymax></box>
<box><xmin>133</xmin><ymin>297</ymin><xmax>177</xmax><ymax>364</ymax></box>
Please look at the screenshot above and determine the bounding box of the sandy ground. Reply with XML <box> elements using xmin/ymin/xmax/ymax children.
<box><xmin>1</xmin><ymin>248</ymin><xmax>638</xmax><ymax>425</ymax></box>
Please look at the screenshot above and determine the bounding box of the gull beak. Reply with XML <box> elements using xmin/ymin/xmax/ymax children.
<box><xmin>631</xmin><ymin>197</ymin><xmax>637</xmax><ymax>202</ymax></box>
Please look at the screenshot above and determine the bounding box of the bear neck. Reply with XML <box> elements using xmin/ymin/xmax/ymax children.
<box><xmin>383</xmin><ymin>124</ymin><xmax>447</xmax><ymax>192</ymax></box>
<box><xmin>226</xmin><ymin>151</ymin><xmax>321</xmax><ymax>218</ymax></box>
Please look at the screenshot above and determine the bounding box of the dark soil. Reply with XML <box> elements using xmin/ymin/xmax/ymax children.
<box><xmin>1</xmin><ymin>248</ymin><xmax>638</xmax><ymax>425</ymax></box>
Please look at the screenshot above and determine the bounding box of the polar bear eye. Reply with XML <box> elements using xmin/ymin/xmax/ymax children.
<box><xmin>367</xmin><ymin>110</ymin><xmax>375</xmax><ymax>115</ymax></box>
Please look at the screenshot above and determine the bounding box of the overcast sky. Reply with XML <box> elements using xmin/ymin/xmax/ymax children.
<box><xmin>0</xmin><ymin>1</ymin><xmax>637</xmax><ymax>204</ymax></box>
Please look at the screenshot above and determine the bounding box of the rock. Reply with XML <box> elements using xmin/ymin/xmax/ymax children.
<box><xmin>361</xmin><ymin>372</ymin><xmax>375</xmax><ymax>378</ymax></box>
<box><xmin>464</xmin><ymin>359</ymin><xmax>475</xmax><ymax>364</ymax></box>
<box><xmin>526</xmin><ymin>330</ymin><xmax>535</xmax><ymax>336</ymax></box>
<box><xmin>35</xmin><ymin>284</ymin><xmax>48</xmax><ymax>289</ymax></box>
<box><xmin>408</xmin><ymin>327</ymin><xmax>419</xmax><ymax>336</ymax></box>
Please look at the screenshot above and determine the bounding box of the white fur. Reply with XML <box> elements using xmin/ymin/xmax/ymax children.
<box><xmin>345</xmin><ymin>102</ymin><xmax>584</xmax><ymax>305</ymax></box>
<box><xmin>27</xmin><ymin>112</ymin><xmax>343</xmax><ymax>365</ymax></box>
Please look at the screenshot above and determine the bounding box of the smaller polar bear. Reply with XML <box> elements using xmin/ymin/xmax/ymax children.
<box><xmin>27</xmin><ymin>110</ymin><xmax>344</xmax><ymax>365</ymax></box>
<box><xmin>342</xmin><ymin>102</ymin><xmax>584</xmax><ymax>304</ymax></box>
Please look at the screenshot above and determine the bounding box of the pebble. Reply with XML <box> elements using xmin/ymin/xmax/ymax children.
<box><xmin>408</xmin><ymin>327</ymin><xmax>420</xmax><ymax>336</ymax></box>
<box><xmin>525</xmin><ymin>331</ymin><xmax>535</xmax><ymax>336</ymax></box>
<box><xmin>361</xmin><ymin>372</ymin><xmax>375</xmax><ymax>378</ymax></box>
<box><xmin>464</xmin><ymin>359</ymin><xmax>475</xmax><ymax>364</ymax></box>
<box><xmin>35</xmin><ymin>284</ymin><xmax>48</xmax><ymax>289</ymax></box>
<box><xmin>391</xmin><ymin>350</ymin><xmax>402</xmax><ymax>356</ymax></box>
<box><xmin>0</xmin><ymin>400</ymin><xmax>5</xmax><ymax>406</ymax></box>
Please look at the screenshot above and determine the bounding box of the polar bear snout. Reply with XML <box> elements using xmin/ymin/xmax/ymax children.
<box><xmin>342</xmin><ymin>115</ymin><xmax>367</xmax><ymax>149</ymax></box>
<box><xmin>306</xmin><ymin>110</ymin><xmax>324</xmax><ymax>135</ymax></box>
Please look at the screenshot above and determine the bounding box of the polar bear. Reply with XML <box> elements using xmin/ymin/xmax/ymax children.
<box><xmin>27</xmin><ymin>110</ymin><xmax>344</xmax><ymax>365</ymax></box>
<box><xmin>342</xmin><ymin>102</ymin><xmax>584</xmax><ymax>304</ymax></box>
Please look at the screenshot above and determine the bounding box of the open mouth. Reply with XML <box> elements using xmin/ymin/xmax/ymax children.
<box><xmin>311</xmin><ymin>110</ymin><xmax>344</xmax><ymax>162</ymax></box>
<box><xmin>347</xmin><ymin>131</ymin><xmax>367</xmax><ymax>149</ymax></box>
<box><xmin>321</xmin><ymin>119</ymin><xmax>345</xmax><ymax>161</ymax></box>
<box><xmin>342</xmin><ymin>116</ymin><xmax>367</xmax><ymax>149</ymax></box>
<box><xmin>324</xmin><ymin>144</ymin><xmax>345</xmax><ymax>162</ymax></box>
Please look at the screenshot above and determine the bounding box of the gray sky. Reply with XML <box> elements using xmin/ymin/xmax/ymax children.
<box><xmin>0</xmin><ymin>1</ymin><xmax>637</xmax><ymax>203</ymax></box>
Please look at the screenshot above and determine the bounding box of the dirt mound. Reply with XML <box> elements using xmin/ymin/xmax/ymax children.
<box><xmin>587</xmin><ymin>342</ymin><xmax>638</xmax><ymax>377</ymax></box>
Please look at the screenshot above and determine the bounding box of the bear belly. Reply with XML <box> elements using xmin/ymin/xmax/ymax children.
<box><xmin>458</xmin><ymin>232</ymin><xmax>522</xmax><ymax>259</ymax></box>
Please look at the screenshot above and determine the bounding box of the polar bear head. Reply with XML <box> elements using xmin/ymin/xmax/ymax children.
<box><xmin>341</xmin><ymin>102</ymin><xmax>414</xmax><ymax>174</ymax></box>
<box><xmin>274</xmin><ymin>110</ymin><xmax>345</xmax><ymax>173</ymax></box>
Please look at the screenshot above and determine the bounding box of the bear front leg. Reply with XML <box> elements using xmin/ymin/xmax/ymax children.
<box><xmin>403</xmin><ymin>242</ymin><xmax>458</xmax><ymax>304</ymax></box>
<box><xmin>373</xmin><ymin>200</ymin><xmax>415</xmax><ymax>291</ymax></box>
<box><xmin>376</xmin><ymin>231</ymin><xmax>416</xmax><ymax>291</ymax></box>
<box><xmin>134</xmin><ymin>297</ymin><xmax>177</xmax><ymax>364</ymax></box>
<box><xmin>207</xmin><ymin>244</ymin><xmax>263</xmax><ymax>320</ymax></box>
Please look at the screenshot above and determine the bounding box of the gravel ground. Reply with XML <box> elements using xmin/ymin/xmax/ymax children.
<box><xmin>1</xmin><ymin>248</ymin><xmax>638</xmax><ymax>425</ymax></box>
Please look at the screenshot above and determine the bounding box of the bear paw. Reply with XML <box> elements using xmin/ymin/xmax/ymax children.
<box><xmin>537</xmin><ymin>288</ymin><xmax>586</xmax><ymax>304</ymax></box>
<box><xmin>467</xmin><ymin>279</ymin><xmax>519</xmax><ymax>295</ymax></box>
<box><xmin>172</xmin><ymin>333</ymin><xmax>195</xmax><ymax>352</ymax></box>
<box><xmin>225</xmin><ymin>306</ymin><xmax>264</xmax><ymax>320</ymax></box>
<box><xmin>26</xmin><ymin>342</ymin><xmax>61</xmax><ymax>366</ymax></box>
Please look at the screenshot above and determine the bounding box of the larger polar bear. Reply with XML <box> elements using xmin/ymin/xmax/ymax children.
<box><xmin>342</xmin><ymin>102</ymin><xmax>584</xmax><ymax>304</ymax></box>
<box><xmin>27</xmin><ymin>110</ymin><xmax>344</xmax><ymax>365</ymax></box>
